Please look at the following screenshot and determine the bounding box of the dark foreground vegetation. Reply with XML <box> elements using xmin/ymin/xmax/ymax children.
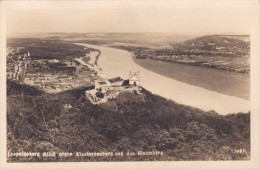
<box><xmin>7</xmin><ymin>80</ymin><xmax>250</xmax><ymax>162</ymax></box>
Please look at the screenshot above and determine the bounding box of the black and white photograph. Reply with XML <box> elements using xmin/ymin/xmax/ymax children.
<box><xmin>0</xmin><ymin>0</ymin><xmax>260</xmax><ymax>168</ymax></box>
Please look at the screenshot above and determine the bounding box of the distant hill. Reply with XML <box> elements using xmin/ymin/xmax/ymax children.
<box><xmin>172</xmin><ymin>35</ymin><xmax>250</xmax><ymax>56</ymax></box>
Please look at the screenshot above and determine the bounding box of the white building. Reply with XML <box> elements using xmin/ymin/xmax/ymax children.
<box><xmin>129</xmin><ymin>71</ymin><xmax>140</xmax><ymax>86</ymax></box>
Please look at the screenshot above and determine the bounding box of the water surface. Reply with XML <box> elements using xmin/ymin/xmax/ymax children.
<box><xmin>135</xmin><ymin>59</ymin><xmax>250</xmax><ymax>100</ymax></box>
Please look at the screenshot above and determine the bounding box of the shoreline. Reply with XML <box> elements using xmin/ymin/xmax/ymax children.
<box><xmin>133</xmin><ymin>57</ymin><xmax>250</xmax><ymax>100</ymax></box>
<box><xmin>107</xmin><ymin>45</ymin><xmax>250</xmax><ymax>75</ymax></box>
<box><xmin>73</xmin><ymin>43</ymin><xmax>103</xmax><ymax>73</ymax></box>
<box><xmin>136</xmin><ymin>57</ymin><xmax>250</xmax><ymax>75</ymax></box>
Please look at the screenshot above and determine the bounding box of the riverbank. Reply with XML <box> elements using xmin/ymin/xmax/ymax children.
<box><xmin>134</xmin><ymin>58</ymin><xmax>250</xmax><ymax>100</ymax></box>
<box><xmin>141</xmin><ymin>57</ymin><xmax>250</xmax><ymax>74</ymax></box>
<box><xmin>110</xmin><ymin>45</ymin><xmax>250</xmax><ymax>75</ymax></box>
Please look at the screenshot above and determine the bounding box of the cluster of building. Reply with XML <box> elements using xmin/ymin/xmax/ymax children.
<box><xmin>185</xmin><ymin>47</ymin><xmax>249</xmax><ymax>56</ymax></box>
<box><xmin>24</xmin><ymin>71</ymin><xmax>92</xmax><ymax>93</ymax></box>
<box><xmin>85</xmin><ymin>71</ymin><xmax>141</xmax><ymax>104</ymax></box>
<box><xmin>7</xmin><ymin>47</ymin><xmax>94</xmax><ymax>93</ymax></box>
<box><xmin>23</xmin><ymin>58</ymin><xmax>95</xmax><ymax>93</ymax></box>
<box><xmin>184</xmin><ymin>38</ymin><xmax>250</xmax><ymax>56</ymax></box>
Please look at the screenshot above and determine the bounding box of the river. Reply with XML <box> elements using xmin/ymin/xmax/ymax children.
<box><xmin>77</xmin><ymin>43</ymin><xmax>250</xmax><ymax>115</ymax></box>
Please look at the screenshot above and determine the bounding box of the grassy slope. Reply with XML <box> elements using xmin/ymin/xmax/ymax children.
<box><xmin>7</xmin><ymin>80</ymin><xmax>250</xmax><ymax>162</ymax></box>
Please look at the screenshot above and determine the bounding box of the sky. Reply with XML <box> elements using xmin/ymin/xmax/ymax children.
<box><xmin>5</xmin><ymin>1</ymin><xmax>257</xmax><ymax>35</ymax></box>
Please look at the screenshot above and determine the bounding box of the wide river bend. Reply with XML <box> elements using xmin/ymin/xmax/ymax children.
<box><xmin>78</xmin><ymin>43</ymin><xmax>250</xmax><ymax>115</ymax></box>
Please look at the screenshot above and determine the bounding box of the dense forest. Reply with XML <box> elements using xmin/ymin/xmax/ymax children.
<box><xmin>7</xmin><ymin>80</ymin><xmax>250</xmax><ymax>162</ymax></box>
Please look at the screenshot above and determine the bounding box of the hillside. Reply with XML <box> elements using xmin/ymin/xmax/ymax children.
<box><xmin>134</xmin><ymin>35</ymin><xmax>250</xmax><ymax>74</ymax></box>
<box><xmin>172</xmin><ymin>35</ymin><xmax>250</xmax><ymax>56</ymax></box>
<box><xmin>7</xmin><ymin>80</ymin><xmax>250</xmax><ymax>162</ymax></box>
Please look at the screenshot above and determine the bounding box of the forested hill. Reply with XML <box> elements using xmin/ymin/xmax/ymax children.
<box><xmin>7</xmin><ymin>80</ymin><xmax>250</xmax><ymax>162</ymax></box>
<box><xmin>172</xmin><ymin>35</ymin><xmax>250</xmax><ymax>56</ymax></box>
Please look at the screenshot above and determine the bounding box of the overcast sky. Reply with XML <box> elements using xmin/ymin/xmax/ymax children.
<box><xmin>6</xmin><ymin>1</ymin><xmax>256</xmax><ymax>35</ymax></box>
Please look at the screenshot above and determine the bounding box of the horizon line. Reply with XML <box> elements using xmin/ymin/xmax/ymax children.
<box><xmin>6</xmin><ymin>31</ymin><xmax>250</xmax><ymax>37</ymax></box>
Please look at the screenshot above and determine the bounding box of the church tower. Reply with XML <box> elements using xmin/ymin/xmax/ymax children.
<box><xmin>129</xmin><ymin>71</ymin><xmax>140</xmax><ymax>86</ymax></box>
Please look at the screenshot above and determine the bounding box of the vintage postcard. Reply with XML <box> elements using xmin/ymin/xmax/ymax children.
<box><xmin>0</xmin><ymin>0</ymin><xmax>259</xmax><ymax>168</ymax></box>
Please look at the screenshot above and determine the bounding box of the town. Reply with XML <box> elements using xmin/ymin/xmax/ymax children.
<box><xmin>85</xmin><ymin>71</ymin><xmax>141</xmax><ymax>104</ymax></box>
<box><xmin>6</xmin><ymin>47</ymin><xmax>142</xmax><ymax>104</ymax></box>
